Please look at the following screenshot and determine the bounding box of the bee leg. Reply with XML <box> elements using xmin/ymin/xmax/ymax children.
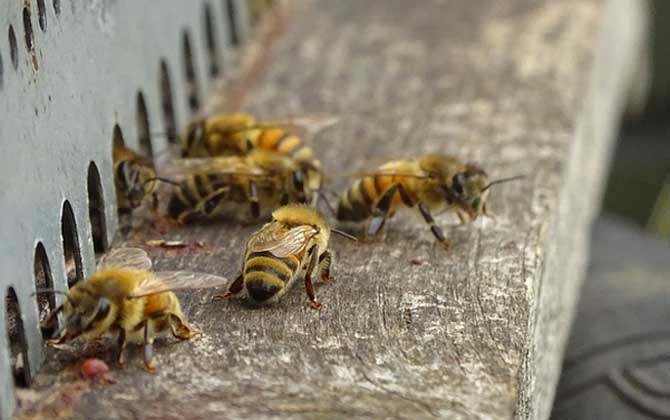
<box><xmin>151</xmin><ymin>192</ymin><xmax>159</xmax><ymax>213</ymax></box>
<box><xmin>142</xmin><ymin>320</ymin><xmax>157</xmax><ymax>373</ymax></box>
<box><xmin>168</xmin><ymin>314</ymin><xmax>198</xmax><ymax>340</ymax></box>
<box><xmin>201</xmin><ymin>187</ymin><xmax>231</xmax><ymax>218</ymax></box>
<box><xmin>303</xmin><ymin>244</ymin><xmax>322</xmax><ymax>309</ymax></box>
<box><xmin>367</xmin><ymin>184</ymin><xmax>400</xmax><ymax>238</ymax></box>
<box><xmin>116</xmin><ymin>329</ymin><xmax>128</xmax><ymax>367</ymax></box>
<box><xmin>248</xmin><ymin>181</ymin><xmax>260</xmax><ymax>218</ymax></box>
<box><xmin>418</xmin><ymin>203</ymin><xmax>450</xmax><ymax>250</ymax></box>
<box><xmin>367</xmin><ymin>183</ymin><xmax>414</xmax><ymax>238</ymax></box>
<box><xmin>213</xmin><ymin>272</ymin><xmax>244</xmax><ymax>300</ymax></box>
<box><xmin>317</xmin><ymin>250</ymin><xmax>334</xmax><ymax>283</ymax></box>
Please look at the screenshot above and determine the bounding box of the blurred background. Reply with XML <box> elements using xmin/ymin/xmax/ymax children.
<box><xmin>551</xmin><ymin>2</ymin><xmax>670</xmax><ymax>418</ymax></box>
<box><xmin>604</xmin><ymin>0</ymin><xmax>670</xmax><ymax>234</ymax></box>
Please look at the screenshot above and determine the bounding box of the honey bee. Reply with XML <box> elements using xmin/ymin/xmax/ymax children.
<box><xmin>37</xmin><ymin>248</ymin><xmax>228</xmax><ymax>371</ymax></box>
<box><xmin>180</xmin><ymin>112</ymin><xmax>337</xmax><ymax>160</ymax></box>
<box><xmin>165</xmin><ymin>149</ymin><xmax>323</xmax><ymax>223</ymax></box>
<box><xmin>113</xmin><ymin>142</ymin><xmax>177</xmax><ymax>214</ymax></box>
<box><xmin>215</xmin><ymin>204</ymin><xmax>355</xmax><ymax>308</ymax></box>
<box><xmin>336</xmin><ymin>154</ymin><xmax>523</xmax><ymax>248</ymax></box>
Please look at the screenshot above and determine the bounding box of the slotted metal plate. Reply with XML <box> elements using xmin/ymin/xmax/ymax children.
<box><xmin>0</xmin><ymin>1</ymin><xmax>250</xmax><ymax>418</ymax></box>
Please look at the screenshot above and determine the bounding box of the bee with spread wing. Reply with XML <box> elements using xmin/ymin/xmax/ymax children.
<box><xmin>38</xmin><ymin>248</ymin><xmax>228</xmax><ymax>372</ymax></box>
<box><xmin>216</xmin><ymin>204</ymin><xmax>355</xmax><ymax>309</ymax></box>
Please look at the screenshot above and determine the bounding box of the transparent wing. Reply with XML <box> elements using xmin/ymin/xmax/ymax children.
<box><xmin>352</xmin><ymin>170</ymin><xmax>431</xmax><ymax>180</ymax></box>
<box><xmin>158</xmin><ymin>156</ymin><xmax>268</xmax><ymax>179</ymax></box>
<box><xmin>252</xmin><ymin>114</ymin><xmax>339</xmax><ymax>136</ymax></box>
<box><xmin>128</xmin><ymin>271</ymin><xmax>229</xmax><ymax>299</ymax></box>
<box><xmin>98</xmin><ymin>247</ymin><xmax>152</xmax><ymax>271</ymax></box>
<box><xmin>247</xmin><ymin>223</ymin><xmax>317</xmax><ymax>258</ymax></box>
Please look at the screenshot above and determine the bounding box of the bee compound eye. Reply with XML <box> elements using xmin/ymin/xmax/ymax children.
<box><xmin>94</xmin><ymin>298</ymin><xmax>112</xmax><ymax>321</ymax></box>
<box><xmin>293</xmin><ymin>170</ymin><xmax>305</xmax><ymax>190</ymax></box>
<box><xmin>452</xmin><ymin>173</ymin><xmax>465</xmax><ymax>195</ymax></box>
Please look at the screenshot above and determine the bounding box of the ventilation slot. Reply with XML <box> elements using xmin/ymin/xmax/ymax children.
<box><xmin>159</xmin><ymin>60</ymin><xmax>178</xmax><ymax>143</ymax></box>
<box><xmin>204</xmin><ymin>3</ymin><xmax>221</xmax><ymax>77</ymax></box>
<box><xmin>37</xmin><ymin>0</ymin><xmax>47</xmax><ymax>32</ymax></box>
<box><xmin>0</xmin><ymin>52</ymin><xmax>4</xmax><ymax>89</ymax></box>
<box><xmin>112</xmin><ymin>125</ymin><xmax>127</xmax><ymax>218</ymax></box>
<box><xmin>224</xmin><ymin>0</ymin><xmax>240</xmax><ymax>46</ymax></box>
<box><xmin>87</xmin><ymin>162</ymin><xmax>107</xmax><ymax>254</ymax></box>
<box><xmin>5</xmin><ymin>288</ymin><xmax>31</xmax><ymax>387</ymax></box>
<box><xmin>136</xmin><ymin>91</ymin><xmax>153</xmax><ymax>160</ymax></box>
<box><xmin>61</xmin><ymin>201</ymin><xmax>84</xmax><ymax>287</ymax></box>
<box><xmin>53</xmin><ymin>0</ymin><xmax>60</xmax><ymax>16</ymax></box>
<box><xmin>33</xmin><ymin>243</ymin><xmax>57</xmax><ymax>339</ymax></box>
<box><xmin>113</xmin><ymin>123</ymin><xmax>124</xmax><ymax>148</ymax></box>
<box><xmin>8</xmin><ymin>25</ymin><xmax>18</xmax><ymax>70</ymax></box>
<box><xmin>182</xmin><ymin>30</ymin><xmax>201</xmax><ymax>112</ymax></box>
<box><xmin>22</xmin><ymin>6</ymin><xmax>35</xmax><ymax>54</ymax></box>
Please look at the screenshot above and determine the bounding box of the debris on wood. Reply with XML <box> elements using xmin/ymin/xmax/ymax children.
<box><xmin>410</xmin><ymin>258</ymin><xmax>424</xmax><ymax>266</ymax></box>
<box><xmin>80</xmin><ymin>358</ymin><xmax>116</xmax><ymax>384</ymax></box>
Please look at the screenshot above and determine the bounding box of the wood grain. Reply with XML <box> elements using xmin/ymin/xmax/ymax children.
<box><xmin>16</xmin><ymin>0</ymin><xmax>646</xmax><ymax>418</ymax></box>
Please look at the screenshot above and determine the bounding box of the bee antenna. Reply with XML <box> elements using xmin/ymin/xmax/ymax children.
<box><xmin>482</xmin><ymin>175</ymin><xmax>526</xmax><ymax>192</ymax></box>
<box><xmin>145</xmin><ymin>177</ymin><xmax>181</xmax><ymax>187</ymax></box>
<box><xmin>331</xmin><ymin>228</ymin><xmax>358</xmax><ymax>242</ymax></box>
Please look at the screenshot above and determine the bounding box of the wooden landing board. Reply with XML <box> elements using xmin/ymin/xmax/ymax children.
<box><xmin>17</xmin><ymin>0</ymin><xmax>645</xmax><ymax>419</ymax></box>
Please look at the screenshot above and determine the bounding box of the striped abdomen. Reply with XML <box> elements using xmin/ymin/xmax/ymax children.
<box><xmin>254</xmin><ymin>128</ymin><xmax>314</xmax><ymax>161</ymax></box>
<box><xmin>243</xmin><ymin>251</ymin><xmax>301</xmax><ymax>303</ymax></box>
<box><xmin>167</xmin><ymin>172</ymin><xmax>243</xmax><ymax>220</ymax></box>
<box><xmin>337</xmin><ymin>175</ymin><xmax>414</xmax><ymax>221</ymax></box>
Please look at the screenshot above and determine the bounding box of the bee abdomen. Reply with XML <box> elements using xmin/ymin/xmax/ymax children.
<box><xmin>244</xmin><ymin>253</ymin><xmax>295</xmax><ymax>302</ymax></box>
<box><xmin>256</xmin><ymin>129</ymin><xmax>308</xmax><ymax>158</ymax></box>
<box><xmin>337</xmin><ymin>177</ymin><xmax>377</xmax><ymax>221</ymax></box>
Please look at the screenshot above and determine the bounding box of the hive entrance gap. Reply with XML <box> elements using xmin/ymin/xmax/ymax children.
<box><xmin>87</xmin><ymin>162</ymin><xmax>107</xmax><ymax>254</ymax></box>
<box><xmin>204</xmin><ymin>3</ymin><xmax>221</xmax><ymax>77</ymax></box>
<box><xmin>159</xmin><ymin>60</ymin><xmax>178</xmax><ymax>143</ymax></box>
<box><xmin>224</xmin><ymin>0</ymin><xmax>240</xmax><ymax>46</ymax></box>
<box><xmin>136</xmin><ymin>92</ymin><xmax>153</xmax><ymax>160</ymax></box>
<box><xmin>5</xmin><ymin>288</ymin><xmax>31</xmax><ymax>387</ymax></box>
<box><xmin>182</xmin><ymin>30</ymin><xmax>201</xmax><ymax>112</ymax></box>
<box><xmin>37</xmin><ymin>0</ymin><xmax>47</xmax><ymax>32</ymax></box>
<box><xmin>61</xmin><ymin>201</ymin><xmax>84</xmax><ymax>287</ymax></box>
<box><xmin>8</xmin><ymin>25</ymin><xmax>18</xmax><ymax>70</ymax></box>
<box><xmin>34</xmin><ymin>243</ymin><xmax>57</xmax><ymax>339</ymax></box>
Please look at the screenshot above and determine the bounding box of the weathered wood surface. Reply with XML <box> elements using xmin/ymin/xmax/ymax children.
<box><xmin>16</xmin><ymin>0</ymin><xmax>645</xmax><ymax>419</ymax></box>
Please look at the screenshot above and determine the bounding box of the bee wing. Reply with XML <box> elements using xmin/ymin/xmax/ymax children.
<box><xmin>158</xmin><ymin>157</ymin><xmax>268</xmax><ymax>179</ymax></box>
<box><xmin>348</xmin><ymin>170</ymin><xmax>431</xmax><ymax>180</ymax></box>
<box><xmin>252</xmin><ymin>114</ymin><xmax>339</xmax><ymax>136</ymax></box>
<box><xmin>97</xmin><ymin>247</ymin><xmax>153</xmax><ymax>271</ymax></box>
<box><xmin>128</xmin><ymin>271</ymin><xmax>229</xmax><ymax>299</ymax></box>
<box><xmin>247</xmin><ymin>224</ymin><xmax>317</xmax><ymax>258</ymax></box>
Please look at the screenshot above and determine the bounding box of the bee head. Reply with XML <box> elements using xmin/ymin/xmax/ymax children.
<box><xmin>116</xmin><ymin>161</ymin><xmax>157</xmax><ymax>208</ymax></box>
<box><xmin>48</xmin><ymin>288</ymin><xmax>114</xmax><ymax>344</ymax></box>
<box><xmin>447</xmin><ymin>165</ymin><xmax>490</xmax><ymax>219</ymax></box>
<box><xmin>448</xmin><ymin>166</ymin><xmax>525</xmax><ymax>219</ymax></box>
<box><xmin>182</xmin><ymin>121</ymin><xmax>206</xmax><ymax>157</ymax></box>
